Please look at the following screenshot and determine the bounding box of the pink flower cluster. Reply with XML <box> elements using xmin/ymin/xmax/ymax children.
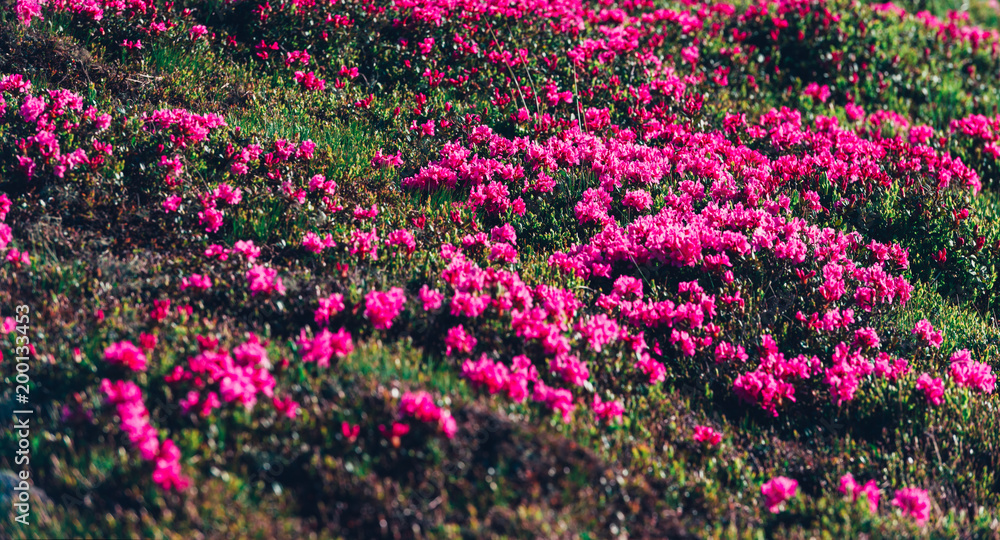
<box><xmin>948</xmin><ymin>349</ymin><xmax>996</xmax><ymax>394</ymax></box>
<box><xmin>385</xmin><ymin>228</ymin><xmax>417</xmax><ymax>255</ymax></box>
<box><xmin>761</xmin><ymin>476</ymin><xmax>798</xmax><ymax>513</ymax></box>
<box><xmin>462</xmin><ymin>354</ymin><xmax>539</xmax><ymax>404</ymax></box>
<box><xmin>180</xmin><ymin>273</ymin><xmax>212</xmax><ymax>291</ymax></box>
<box><xmin>142</xmin><ymin>108</ymin><xmax>226</xmax><ymax>150</ymax></box>
<box><xmin>915</xmin><ymin>373</ymin><xmax>946</xmax><ymax>406</ymax></box>
<box><xmin>164</xmin><ymin>335</ymin><xmax>279</xmax><ymax>414</ymax></box>
<box><xmin>912</xmin><ymin>319</ymin><xmax>943</xmax><ymax>349</ymax></box>
<box><xmin>100</xmin><ymin>379</ymin><xmax>190</xmax><ymax>491</ymax></box>
<box><xmin>297</xmin><ymin>327</ymin><xmax>354</xmax><ymax>367</ymax></box>
<box><xmin>294</xmin><ymin>71</ymin><xmax>326</xmax><ymax>91</ymax></box>
<box><xmin>302</xmin><ymin>231</ymin><xmax>336</xmax><ymax>253</ymax></box>
<box><xmin>591</xmin><ymin>395</ymin><xmax>624</xmax><ymax>422</ymax></box>
<box><xmin>692</xmin><ymin>425</ymin><xmax>722</xmax><ymax>445</ymax></box>
<box><xmin>314</xmin><ymin>293</ymin><xmax>346</xmax><ymax>325</ymax></box>
<box><xmin>445</xmin><ymin>325</ymin><xmax>477</xmax><ymax>356</ymax></box>
<box><xmin>1</xmin><ymin>78</ymin><xmax>111</xmax><ymax>184</ymax></box>
<box><xmin>247</xmin><ymin>264</ymin><xmax>285</xmax><ymax>296</ymax></box>
<box><xmin>892</xmin><ymin>487</ymin><xmax>931</xmax><ymax>523</ymax></box>
<box><xmin>734</xmin><ymin>336</ymin><xmax>819</xmax><ymax>416</ymax></box>
<box><xmin>365</xmin><ymin>287</ymin><xmax>407</xmax><ymax>329</ymax></box>
<box><xmin>1</xmin><ymin>240</ymin><xmax>31</xmax><ymax>269</ymax></box>
<box><xmin>398</xmin><ymin>390</ymin><xmax>457</xmax><ymax>438</ymax></box>
<box><xmin>104</xmin><ymin>340</ymin><xmax>148</xmax><ymax>372</ymax></box>
<box><xmin>532</xmin><ymin>381</ymin><xmax>576</xmax><ymax>422</ymax></box>
<box><xmin>839</xmin><ymin>473</ymin><xmax>880</xmax><ymax>513</ymax></box>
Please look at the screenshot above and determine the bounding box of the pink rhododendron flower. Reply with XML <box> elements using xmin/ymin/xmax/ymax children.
<box><xmin>365</xmin><ymin>287</ymin><xmax>407</xmax><ymax>330</ymax></box>
<box><xmin>803</xmin><ymin>82</ymin><xmax>831</xmax><ymax>103</ymax></box>
<box><xmin>162</xmin><ymin>195</ymin><xmax>182</xmax><ymax>212</ymax></box>
<box><xmin>873</xmin><ymin>352</ymin><xmax>910</xmax><ymax>381</ymax></box>
<box><xmin>761</xmin><ymin>476</ymin><xmax>798</xmax><ymax>513</ymax></box>
<box><xmin>150</xmin><ymin>299</ymin><xmax>171</xmax><ymax>322</ymax></box>
<box><xmin>532</xmin><ymin>382</ymin><xmax>575</xmax><ymax>422</ymax></box>
<box><xmin>0</xmin><ymin>193</ymin><xmax>11</xmax><ymax>222</ymax></box>
<box><xmin>635</xmin><ymin>352</ymin><xmax>666</xmax><ymax>384</ymax></box>
<box><xmin>371</xmin><ymin>149</ymin><xmax>403</xmax><ymax>169</ymax></box>
<box><xmin>350</xmin><ymin>228</ymin><xmax>380</xmax><ymax>260</ymax></box>
<box><xmin>622</xmin><ymin>189</ymin><xmax>653</xmax><ymax>211</ymax></box>
<box><xmin>6</xmin><ymin>248</ymin><xmax>30</xmax><ymax>267</ymax></box>
<box><xmin>100</xmin><ymin>379</ymin><xmax>189</xmax><ymax>491</ymax></box>
<box><xmin>16</xmin><ymin>0</ymin><xmax>45</xmax><ymax>27</ymax></box>
<box><xmin>189</xmin><ymin>25</ymin><xmax>208</xmax><ymax>40</ymax></box>
<box><xmin>912</xmin><ymin>319</ymin><xmax>943</xmax><ymax>348</ymax></box>
<box><xmin>297</xmin><ymin>327</ymin><xmax>354</xmax><ymax>367</ymax></box>
<box><xmin>398</xmin><ymin>390</ymin><xmax>455</xmax><ymax>438</ymax></box>
<box><xmin>353</xmin><ymin>204</ymin><xmax>379</xmax><ymax>221</ymax></box>
<box><xmin>104</xmin><ymin>341</ymin><xmax>148</xmax><ymax>372</ymax></box>
<box><xmin>576</xmin><ymin>314</ymin><xmax>621</xmax><ymax>352</ymax></box>
<box><xmin>419</xmin><ymin>285</ymin><xmax>444</xmax><ymax>311</ymax></box>
<box><xmin>445</xmin><ymin>325</ymin><xmax>477</xmax><ymax>356</ymax></box>
<box><xmin>198</xmin><ymin>207</ymin><xmax>224</xmax><ymax>233</ymax></box>
<box><xmin>846</xmin><ymin>103</ymin><xmax>865</xmax><ymax>121</ymax></box>
<box><xmin>314</xmin><ymin>293</ymin><xmax>346</xmax><ymax>325</ymax></box>
<box><xmin>462</xmin><ymin>354</ymin><xmax>509</xmax><ymax>395</ymax></box>
<box><xmin>342</xmin><ymin>422</ymin><xmax>360</xmax><ymax>442</ymax></box>
<box><xmin>948</xmin><ymin>350</ymin><xmax>995</xmax><ymax>394</ymax></box>
<box><xmin>204</xmin><ymin>244</ymin><xmax>230</xmax><ymax>261</ymax></box>
<box><xmin>152</xmin><ymin>439</ymin><xmax>190</xmax><ymax>491</ymax></box>
<box><xmin>915</xmin><ymin>373</ymin><xmax>945</xmax><ymax>406</ymax></box>
<box><xmin>180</xmin><ymin>274</ymin><xmax>212</xmax><ymax>291</ymax></box>
<box><xmin>0</xmin><ymin>224</ymin><xmax>12</xmax><ymax>251</ymax></box>
<box><xmin>246</xmin><ymin>265</ymin><xmax>285</xmax><ymax>296</ymax></box>
<box><xmin>212</xmin><ymin>183</ymin><xmax>242</xmax><ymax>205</ymax></box>
<box><xmin>893</xmin><ymin>487</ymin><xmax>931</xmax><ymax>523</ymax></box>
<box><xmin>680</xmin><ymin>45</ymin><xmax>699</xmax><ymax>65</ymax></box>
<box><xmin>302</xmin><ymin>231</ymin><xmax>335</xmax><ymax>253</ymax></box>
<box><xmin>386</xmin><ymin>228</ymin><xmax>416</xmax><ymax>255</ymax></box>
<box><xmin>285</xmin><ymin>50</ymin><xmax>311</xmax><ymax>66</ymax></box>
<box><xmin>852</xmin><ymin>327</ymin><xmax>880</xmax><ymax>350</ymax></box>
<box><xmin>692</xmin><ymin>425</ymin><xmax>723</xmax><ymax>445</ymax></box>
<box><xmin>233</xmin><ymin>240</ymin><xmax>260</xmax><ymax>261</ymax></box>
<box><xmin>489</xmin><ymin>242</ymin><xmax>518</xmax><ymax>263</ymax></box>
<box><xmin>440</xmin><ymin>413</ymin><xmax>458</xmax><ymax>438</ymax></box>
<box><xmin>379</xmin><ymin>422</ymin><xmax>410</xmax><ymax>446</ymax></box>
<box><xmin>715</xmin><ymin>341</ymin><xmax>748</xmax><ymax>364</ymax></box>
<box><xmin>840</xmin><ymin>474</ymin><xmax>880</xmax><ymax>513</ymax></box>
<box><xmin>272</xmin><ymin>396</ymin><xmax>299</xmax><ymax>419</ymax></box>
<box><xmin>294</xmin><ymin>71</ymin><xmax>326</xmax><ymax>91</ymax></box>
<box><xmin>490</xmin><ymin>223</ymin><xmax>517</xmax><ymax>245</ymax></box>
<box><xmin>550</xmin><ymin>353</ymin><xmax>590</xmax><ymax>387</ymax></box>
<box><xmin>734</xmin><ymin>369</ymin><xmax>796</xmax><ymax>416</ymax></box>
<box><xmin>592</xmin><ymin>395</ymin><xmax>624</xmax><ymax>423</ymax></box>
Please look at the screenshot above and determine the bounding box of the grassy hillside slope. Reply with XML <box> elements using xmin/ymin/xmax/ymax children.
<box><xmin>4</xmin><ymin>0</ymin><xmax>1000</xmax><ymax>537</ymax></box>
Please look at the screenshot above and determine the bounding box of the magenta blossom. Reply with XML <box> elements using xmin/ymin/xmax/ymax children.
<box><xmin>591</xmin><ymin>395</ymin><xmax>624</xmax><ymax>423</ymax></box>
<box><xmin>893</xmin><ymin>487</ymin><xmax>931</xmax><ymax>523</ymax></box>
<box><xmin>692</xmin><ymin>425</ymin><xmax>723</xmax><ymax>446</ymax></box>
<box><xmin>104</xmin><ymin>341</ymin><xmax>148</xmax><ymax>372</ymax></box>
<box><xmin>419</xmin><ymin>285</ymin><xmax>444</xmax><ymax>311</ymax></box>
<box><xmin>915</xmin><ymin>373</ymin><xmax>946</xmax><ymax>406</ymax></box>
<box><xmin>365</xmin><ymin>287</ymin><xmax>407</xmax><ymax>330</ymax></box>
<box><xmin>761</xmin><ymin>476</ymin><xmax>798</xmax><ymax>513</ymax></box>
<box><xmin>839</xmin><ymin>474</ymin><xmax>880</xmax><ymax>513</ymax></box>
<box><xmin>948</xmin><ymin>349</ymin><xmax>996</xmax><ymax>394</ymax></box>
<box><xmin>912</xmin><ymin>319</ymin><xmax>943</xmax><ymax>349</ymax></box>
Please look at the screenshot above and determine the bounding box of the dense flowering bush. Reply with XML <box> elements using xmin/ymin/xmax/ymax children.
<box><xmin>5</xmin><ymin>0</ymin><xmax>1000</xmax><ymax>536</ymax></box>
